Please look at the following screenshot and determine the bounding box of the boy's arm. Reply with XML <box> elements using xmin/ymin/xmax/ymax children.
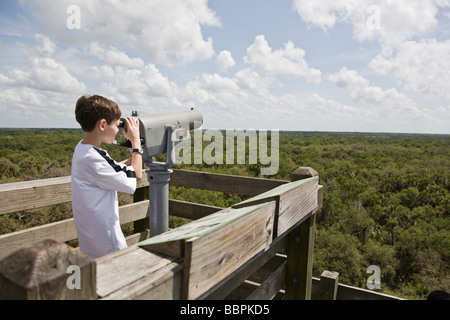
<box><xmin>122</xmin><ymin>117</ymin><xmax>143</xmax><ymax>181</ymax></box>
<box><xmin>119</xmin><ymin>158</ymin><xmax>131</xmax><ymax>166</ymax></box>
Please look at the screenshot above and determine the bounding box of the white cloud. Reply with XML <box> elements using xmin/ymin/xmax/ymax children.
<box><xmin>183</xmin><ymin>70</ymin><xmax>266</xmax><ymax>111</ymax></box>
<box><xmin>0</xmin><ymin>33</ymin><xmax>87</xmax><ymax>127</ymax></box>
<box><xmin>26</xmin><ymin>0</ymin><xmax>221</xmax><ymax>66</ymax></box>
<box><xmin>328</xmin><ymin>67</ymin><xmax>426</xmax><ymax>121</ymax></box>
<box><xmin>0</xmin><ymin>56</ymin><xmax>86</xmax><ymax>94</ymax></box>
<box><xmin>85</xmin><ymin>42</ymin><xmax>145</xmax><ymax>69</ymax></box>
<box><xmin>244</xmin><ymin>35</ymin><xmax>321</xmax><ymax>83</ymax></box>
<box><xmin>0</xmin><ymin>87</ymin><xmax>79</xmax><ymax>124</ymax></box>
<box><xmin>216</xmin><ymin>50</ymin><xmax>235</xmax><ymax>73</ymax></box>
<box><xmin>0</xmin><ymin>29</ymin><xmax>87</xmax><ymax>99</ymax></box>
<box><xmin>292</xmin><ymin>0</ymin><xmax>450</xmax><ymax>45</ymax></box>
<box><xmin>292</xmin><ymin>0</ymin><xmax>355</xmax><ymax>31</ymax></box>
<box><xmin>369</xmin><ymin>39</ymin><xmax>450</xmax><ymax>100</ymax></box>
<box><xmin>91</xmin><ymin>63</ymin><xmax>179</xmax><ymax>110</ymax></box>
<box><xmin>2</xmin><ymin>0</ymin><xmax>448</xmax><ymax>133</ymax></box>
<box><xmin>35</xmin><ymin>34</ymin><xmax>56</xmax><ymax>56</ymax></box>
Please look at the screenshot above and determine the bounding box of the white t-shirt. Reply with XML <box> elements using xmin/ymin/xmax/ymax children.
<box><xmin>71</xmin><ymin>140</ymin><xmax>137</xmax><ymax>259</ymax></box>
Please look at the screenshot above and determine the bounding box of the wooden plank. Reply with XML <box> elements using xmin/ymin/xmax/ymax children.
<box><xmin>138</xmin><ymin>203</ymin><xmax>273</xmax><ymax>257</ymax></box>
<box><xmin>0</xmin><ymin>176</ymin><xmax>72</xmax><ymax>215</ymax></box>
<box><xmin>182</xmin><ymin>201</ymin><xmax>276</xmax><ymax>300</ymax></box>
<box><xmin>246</xmin><ymin>261</ymin><xmax>287</xmax><ymax>300</ymax></box>
<box><xmin>0</xmin><ymin>169</ymin><xmax>285</xmax><ymax>216</ymax></box>
<box><xmin>277</xmin><ymin>178</ymin><xmax>318</xmax><ymax>236</ymax></box>
<box><xmin>0</xmin><ymin>171</ymin><xmax>147</xmax><ymax>216</ymax></box>
<box><xmin>336</xmin><ymin>282</ymin><xmax>405</xmax><ymax>300</ymax></box>
<box><xmin>233</xmin><ymin>176</ymin><xmax>319</xmax><ymax>237</ymax></box>
<box><xmin>311</xmin><ymin>277</ymin><xmax>405</xmax><ymax>300</ymax></box>
<box><xmin>0</xmin><ymin>199</ymin><xmax>216</xmax><ymax>260</ymax></box>
<box><xmin>0</xmin><ymin>200</ymin><xmax>149</xmax><ymax>260</ymax></box>
<box><xmin>124</xmin><ymin>230</ymin><xmax>150</xmax><ymax>246</ymax></box>
<box><xmin>247</xmin><ymin>253</ymin><xmax>286</xmax><ymax>284</ymax></box>
<box><xmin>0</xmin><ymin>218</ymin><xmax>78</xmax><ymax>260</ymax></box>
<box><xmin>201</xmin><ymin>234</ymin><xmax>287</xmax><ymax>300</ymax></box>
<box><xmin>225</xmin><ymin>281</ymin><xmax>260</xmax><ymax>300</ymax></box>
<box><xmin>95</xmin><ymin>244</ymin><xmax>179</xmax><ymax>298</ymax></box>
<box><xmin>233</xmin><ymin>177</ymin><xmax>316</xmax><ymax>207</ymax></box>
<box><xmin>101</xmin><ymin>261</ymin><xmax>183</xmax><ymax>300</ymax></box>
<box><xmin>115</xmin><ymin>169</ymin><xmax>289</xmax><ymax>195</ymax></box>
<box><xmin>169</xmin><ymin>199</ymin><xmax>223</xmax><ymax>220</ymax></box>
<box><xmin>314</xmin><ymin>184</ymin><xmax>324</xmax><ymax>213</ymax></box>
<box><xmin>118</xmin><ymin>200</ymin><xmax>149</xmax><ymax>224</ymax></box>
<box><xmin>170</xmin><ymin>169</ymin><xmax>288</xmax><ymax>196</ymax></box>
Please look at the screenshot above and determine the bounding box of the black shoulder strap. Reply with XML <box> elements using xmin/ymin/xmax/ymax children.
<box><xmin>93</xmin><ymin>147</ymin><xmax>136</xmax><ymax>178</ymax></box>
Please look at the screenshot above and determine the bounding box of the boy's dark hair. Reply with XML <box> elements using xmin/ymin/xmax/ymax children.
<box><xmin>75</xmin><ymin>95</ymin><xmax>122</xmax><ymax>132</ymax></box>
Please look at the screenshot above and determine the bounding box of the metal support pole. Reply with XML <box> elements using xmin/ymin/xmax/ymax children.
<box><xmin>147</xmin><ymin>168</ymin><xmax>172</xmax><ymax>237</ymax></box>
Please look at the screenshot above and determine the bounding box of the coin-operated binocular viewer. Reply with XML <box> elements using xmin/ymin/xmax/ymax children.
<box><xmin>116</xmin><ymin>108</ymin><xmax>203</xmax><ymax>237</ymax></box>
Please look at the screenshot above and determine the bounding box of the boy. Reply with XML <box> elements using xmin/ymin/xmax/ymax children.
<box><xmin>71</xmin><ymin>95</ymin><xmax>143</xmax><ymax>259</ymax></box>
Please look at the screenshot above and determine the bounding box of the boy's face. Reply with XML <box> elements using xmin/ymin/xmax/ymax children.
<box><xmin>102</xmin><ymin>118</ymin><xmax>120</xmax><ymax>144</ymax></box>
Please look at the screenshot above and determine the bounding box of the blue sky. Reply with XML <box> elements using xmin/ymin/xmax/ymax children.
<box><xmin>0</xmin><ymin>0</ymin><xmax>449</xmax><ymax>133</ymax></box>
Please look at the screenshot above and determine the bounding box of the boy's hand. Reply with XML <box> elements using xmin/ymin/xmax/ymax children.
<box><xmin>123</xmin><ymin>117</ymin><xmax>141</xmax><ymax>148</ymax></box>
<box><xmin>122</xmin><ymin>117</ymin><xmax>143</xmax><ymax>180</ymax></box>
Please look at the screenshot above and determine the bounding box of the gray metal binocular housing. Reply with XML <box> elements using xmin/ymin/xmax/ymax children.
<box><xmin>116</xmin><ymin>108</ymin><xmax>203</xmax><ymax>168</ymax></box>
<box><xmin>116</xmin><ymin>108</ymin><xmax>202</xmax><ymax>237</ymax></box>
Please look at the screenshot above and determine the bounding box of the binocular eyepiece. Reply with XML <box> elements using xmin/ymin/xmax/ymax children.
<box><xmin>115</xmin><ymin>117</ymin><xmax>145</xmax><ymax>148</ymax></box>
<box><xmin>118</xmin><ymin>118</ymin><xmax>126</xmax><ymax>130</ymax></box>
<box><xmin>118</xmin><ymin>110</ymin><xmax>139</xmax><ymax>132</ymax></box>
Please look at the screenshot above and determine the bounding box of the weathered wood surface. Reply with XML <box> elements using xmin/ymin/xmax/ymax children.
<box><xmin>233</xmin><ymin>176</ymin><xmax>319</xmax><ymax>236</ymax></box>
<box><xmin>169</xmin><ymin>169</ymin><xmax>287</xmax><ymax>196</ymax></box>
<box><xmin>0</xmin><ymin>176</ymin><xmax>72</xmax><ymax>215</ymax></box>
<box><xmin>139</xmin><ymin>204</ymin><xmax>273</xmax><ymax>253</ymax></box>
<box><xmin>0</xmin><ymin>200</ymin><xmax>148</xmax><ymax>260</ymax></box>
<box><xmin>0</xmin><ymin>239</ymin><xmax>96</xmax><ymax>300</ymax></box>
<box><xmin>182</xmin><ymin>202</ymin><xmax>276</xmax><ymax>300</ymax></box>
<box><xmin>0</xmin><ymin>169</ymin><xmax>286</xmax><ymax>215</ymax></box>
<box><xmin>134</xmin><ymin>177</ymin><xmax>320</xmax><ymax>300</ymax></box>
<box><xmin>96</xmin><ymin>243</ymin><xmax>182</xmax><ymax>300</ymax></box>
<box><xmin>200</xmin><ymin>235</ymin><xmax>288</xmax><ymax>300</ymax></box>
<box><xmin>311</xmin><ymin>276</ymin><xmax>404</xmax><ymax>300</ymax></box>
<box><xmin>0</xmin><ymin>199</ymin><xmax>222</xmax><ymax>260</ymax></box>
<box><xmin>285</xmin><ymin>214</ymin><xmax>316</xmax><ymax>300</ymax></box>
<box><xmin>246</xmin><ymin>260</ymin><xmax>287</xmax><ymax>300</ymax></box>
<box><xmin>169</xmin><ymin>199</ymin><xmax>223</xmax><ymax>220</ymax></box>
<box><xmin>0</xmin><ymin>169</ymin><xmax>282</xmax><ymax>259</ymax></box>
<box><xmin>319</xmin><ymin>270</ymin><xmax>339</xmax><ymax>300</ymax></box>
<box><xmin>224</xmin><ymin>253</ymin><xmax>286</xmax><ymax>300</ymax></box>
<box><xmin>0</xmin><ymin>169</ymin><xmax>286</xmax><ymax>259</ymax></box>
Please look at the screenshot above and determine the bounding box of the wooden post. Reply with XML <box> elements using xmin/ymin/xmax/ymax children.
<box><xmin>285</xmin><ymin>214</ymin><xmax>315</xmax><ymax>300</ymax></box>
<box><xmin>291</xmin><ymin>167</ymin><xmax>318</xmax><ymax>182</ymax></box>
<box><xmin>319</xmin><ymin>270</ymin><xmax>339</xmax><ymax>300</ymax></box>
<box><xmin>0</xmin><ymin>239</ymin><xmax>96</xmax><ymax>300</ymax></box>
<box><xmin>133</xmin><ymin>185</ymin><xmax>149</xmax><ymax>233</ymax></box>
<box><xmin>285</xmin><ymin>167</ymin><xmax>318</xmax><ymax>300</ymax></box>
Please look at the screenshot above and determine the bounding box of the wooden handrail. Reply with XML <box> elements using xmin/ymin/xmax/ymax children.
<box><xmin>0</xmin><ymin>169</ymin><xmax>288</xmax><ymax>260</ymax></box>
<box><xmin>0</xmin><ymin>176</ymin><xmax>72</xmax><ymax>215</ymax></box>
<box><xmin>0</xmin><ymin>169</ymin><xmax>287</xmax><ymax>216</ymax></box>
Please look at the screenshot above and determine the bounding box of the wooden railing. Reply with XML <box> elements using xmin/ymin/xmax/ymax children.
<box><xmin>0</xmin><ymin>169</ymin><xmax>290</xmax><ymax>259</ymax></box>
<box><xmin>0</xmin><ymin>167</ymin><xmax>402</xmax><ymax>300</ymax></box>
